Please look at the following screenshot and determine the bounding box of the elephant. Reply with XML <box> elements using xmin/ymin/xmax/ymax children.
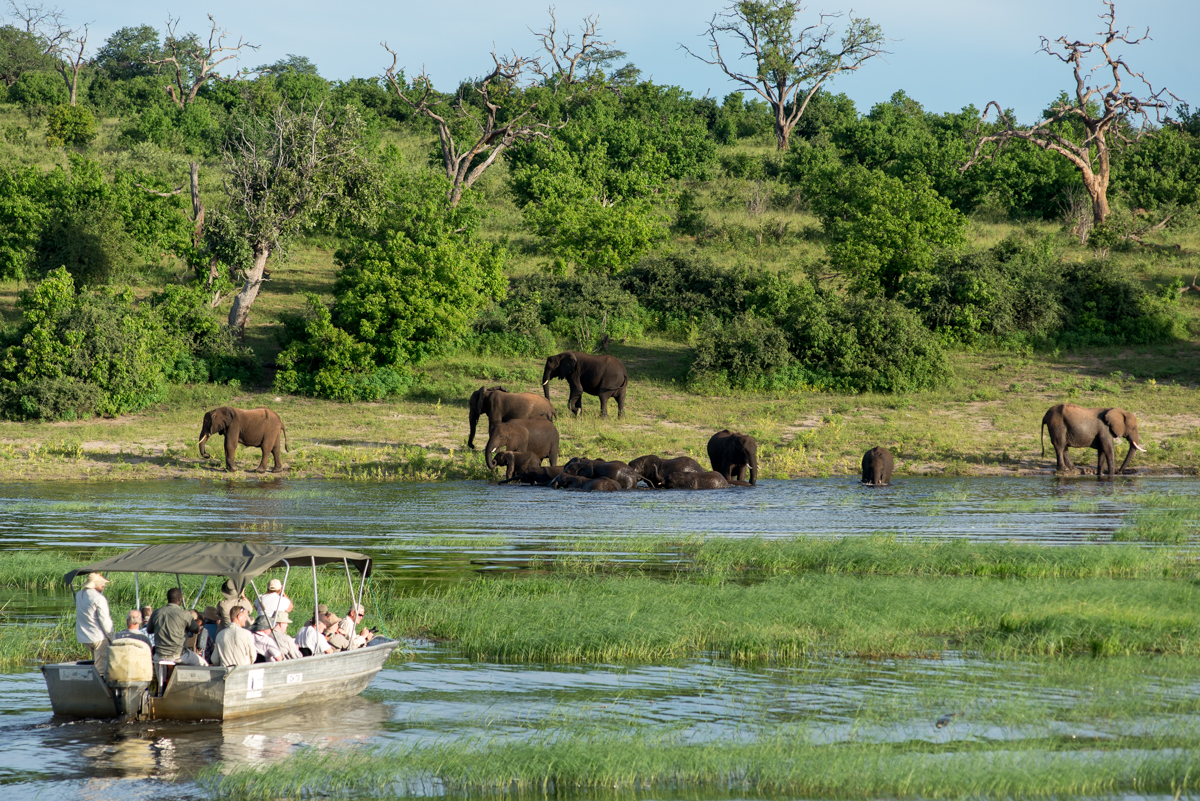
<box><xmin>493</xmin><ymin>451</ymin><xmax>542</xmax><ymax>481</ymax></box>
<box><xmin>628</xmin><ymin>455</ymin><xmax>705</xmax><ymax>488</ymax></box>
<box><xmin>861</xmin><ymin>446</ymin><xmax>894</xmax><ymax>486</ymax></box>
<box><xmin>542</xmin><ymin>352</ymin><xmax>628</xmax><ymax>418</ymax></box>
<box><xmin>663</xmin><ymin>470</ymin><xmax>730</xmax><ymax>490</ymax></box>
<box><xmin>505</xmin><ymin>465</ymin><xmax>565</xmax><ymax>486</ymax></box>
<box><xmin>467</xmin><ymin>386</ymin><xmax>555</xmax><ymax>450</ymax></box>
<box><xmin>198</xmin><ymin>407</ymin><xmax>289</xmax><ymax>473</ymax></box>
<box><xmin>707</xmin><ymin>430</ymin><xmax>758</xmax><ymax>485</ymax></box>
<box><xmin>562</xmin><ymin>457</ymin><xmax>646</xmax><ymax>489</ymax></box>
<box><xmin>484</xmin><ymin>419</ymin><xmax>560</xmax><ymax>470</ymax></box>
<box><xmin>1041</xmin><ymin>403</ymin><xmax>1145</xmax><ymax>477</ymax></box>
<box><xmin>549</xmin><ymin>472</ymin><xmax>588</xmax><ymax>490</ymax></box>
<box><xmin>582</xmin><ymin>477</ymin><xmax>622</xmax><ymax>492</ymax></box>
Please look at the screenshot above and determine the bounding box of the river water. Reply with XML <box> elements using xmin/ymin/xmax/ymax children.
<box><xmin>2</xmin><ymin>476</ymin><xmax>1198</xmax><ymax>800</ymax></box>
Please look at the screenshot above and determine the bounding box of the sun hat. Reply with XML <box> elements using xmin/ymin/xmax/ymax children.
<box><xmin>249</xmin><ymin>615</ymin><xmax>272</xmax><ymax>633</ymax></box>
<box><xmin>267</xmin><ymin>579</ymin><xmax>283</xmax><ymax>592</ymax></box>
<box><xmin>273</xmin><ymin>611</ymin><xmax>291</xmax><ymax>625</ymax></box>
<box><xmin>317</xmin><ymin>604</ymin><xmax>328</xmax><ymax>615</ymax></box>
<box><xmin>220</xmin><ymin>579</ymin><xmax>239</xmax><ymax>599</ymax></box>
<box><xmin>201</xmin><ymin>606</ymin><xmax>219</xmax><ymax>623</ymax></box>
<box><xmin>82</xmin><ymin>573</ymin><xmax>109</xmax><ymax>590</ymax></box>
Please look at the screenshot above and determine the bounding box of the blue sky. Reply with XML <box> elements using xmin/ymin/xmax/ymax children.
<box><xmin>30</xmin><ymin>0</ymin><xmax>1199</xmax><ymax>123</ymax></box>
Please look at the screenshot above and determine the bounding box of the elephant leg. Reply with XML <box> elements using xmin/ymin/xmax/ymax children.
<box><xmin>615</xmin><ymin>386</ymin><xmax>626</xmax><ymax>419</ymax></box>
<box><xmin>254</xmin><ymin>443</ymin><xmax>270</xmax><ymax>473</ymax></box>
<box><xmin>271</xmin><ymin>437</ymin><xmax>285</xmax><ymax>473</ymax></box>
<box><xmin>224</xmin><ymin>435</ymin><xmax>238</xmax><ymax>472</ymax></box>
<box><xmin>735</xmin><ymin>464</ymin><xmax>747</xmax><ymax>482</ymax></box>
<box><xmin>598</xmin><ymin>393</ymin><xmax>610</xmax><ymax>418</ymax></box>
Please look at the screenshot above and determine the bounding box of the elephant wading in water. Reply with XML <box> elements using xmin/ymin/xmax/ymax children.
<box><xmin>199</xmin><ymin>407</ymin><xmax>289</xmax><ymax>473</ymax></box>
<box><xmin>628</xmin><ymin>455</ymin><xmax>705</xmax><ymax>488</ymax></box>
<box><xmin>542</xmin><ymin>352</ymin><xmax>628</xmax><ymax>418</ymax></box>
<box><xmin>707</xmin><ymin>430</ymin><xmax>758</xmax><ymax>485</ymax></box>
<box><xmin>484</xmin><ymin>419</ymin><xmax>560</xmax><ymax>470</ymax></box>
<box><xmin>467</xmin><ymin>386</ymin><xmax>555</xmax><ymax>450</ymax></box>
<box><xmin>562</xmin><ymin>457</ymin><xmax>646</xmax><ymax>489</ymax></box>
<box><xmin>494</xmin><ymin>451</ymin><xmax>543</xmax><ymax>481</ymax></box>
<box><xmin>664</xmin><ymin>470</ymin><xmax>729</xmax><ymax>490</ymax></box>
<box><xmin>1041</xmin><ymin>403</ymin><xmax>1146</xmax><ymax>477</ymax></box>
<box><xmin>861</xmin><ymin>447</ymin><xmax>894</xmax><ymax>486</ymax></box>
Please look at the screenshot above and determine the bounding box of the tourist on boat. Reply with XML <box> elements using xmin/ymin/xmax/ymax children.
<box><xmin>113</xmin><ymin>609</ymin><xmax>153</xmax><ymax>648</ymax></box>
<box><xmin>186</xmin><ymin>609</ymin><xmax>210</xmax><ymax>660</ymax></box>
<box><xmin>257</xmin><ymin>579</ymin><xmax>294</xmax><ymax>619</ymax></box>
<box><xmin>267</xmin><ymin>611</ymin><xmax>303</xmax><ymax>660</ymax></box>
<box><xmin>140</xmin><ymin>605</ymin><xmax>154</xmax><ymax>644</ymax></box>
<box><xmin>248</xmin><ymin>615</ymin><xmax>287</xmax><ymax>662</ymax></box>
<box><xmin>147</xmin><ymin>589</ymin><xmax>208</xmax><ymax>666</ymax></box>
<box><xmin>198</xmin><ymin>606</ymin><xmax>220</xmax><ymax>662</ymax></box>
<box><xmin>332</xmin><ymin>604</ymin><xmax>374</xmax><ymax>650</ymax></box>
<box><xmin>295</xmin><ymin>615</ymin><xmax>334</xmax><ymax>656</ymax></box>
<box><xmin>216</xmin><ymin>580</ymin><xmax>255</xmax><ymax>630</ymax></box>
<box><xmin>74</xmin><ymin>572</ymin><xmax>113</xmax><ymax>664</ymax></box>
<box><xmin>211</xmin><ymin>606</ymin><xmax>255</xmax><ymax>666</ymax></box>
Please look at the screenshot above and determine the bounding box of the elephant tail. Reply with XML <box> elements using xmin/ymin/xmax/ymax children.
<box><xmin>1040</xmin><ymin>422</ymin><xmax>1045</xmax><ymax>457</ymax></box>
<box><xmin>282</xmin><ymin>423</ymin><xmax>290</xmax><ymax>454</ymax></box>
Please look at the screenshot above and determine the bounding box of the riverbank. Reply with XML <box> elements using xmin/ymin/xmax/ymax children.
<box><xmin>0</xmin><ymin>342</ymin><xmax>1198</xmax><ymax>482</ymax></box>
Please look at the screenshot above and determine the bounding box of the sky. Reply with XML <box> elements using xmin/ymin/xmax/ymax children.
<box><xmin>25</xmin><ymin>0</ymin><xmax>1200</xmax><ymax>124</ymax></box>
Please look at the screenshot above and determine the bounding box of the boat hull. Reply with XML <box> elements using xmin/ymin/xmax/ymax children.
<box><xmin>41</xmin><ymin>640</ymin><xmax>400</xmax><ymax>721</ymax></box>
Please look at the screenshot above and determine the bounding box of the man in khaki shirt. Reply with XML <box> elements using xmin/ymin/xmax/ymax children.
<box><xmin>211</xmin><ymin>606</ymin><xmax>256</xmax><ymax>667</ymax></box>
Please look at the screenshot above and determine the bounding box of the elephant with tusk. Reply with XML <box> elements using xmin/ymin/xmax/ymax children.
<box><xmin>541</xmin><ymin>351</ymin><xmax>628</xmax><ymax>418</ymax></box>
<box><xmin>1041</xmin><ymin>403</ymin><xmax>1146</xmax><ymax>477</ymax></box>
<box><xmin>198</xmin><ymin>407</ymin><xmax>289</xmax><ymax>473</ymax></box>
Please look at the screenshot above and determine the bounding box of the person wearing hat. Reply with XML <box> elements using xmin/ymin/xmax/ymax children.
<box><xmin>211</xmin><ymin>605</ymin><xmax>255</xmax><ymax>667</ymax></box>
<box><xmin>257</xmin><ymin>578</ymin><xmax>293</xmax><ymax>620</ymax></box>
<box><xmin>147</xmin><ymin>588</ymin><xmax>207</xmax><ymax>666</ymax></box>
<box><xmin>267</xmin><ymin>611</ymin><xmax>302</xmax><ymax>660</ymax></box>
<box><xmin>216</xmin><ymin>579</ymin><xmax>255</xmax><ymax>630</ymax></box>
<box><xmin>333</xmin><ymin>603</ymin><xmax>374</xmax><ymax>650</ymax></box>
<box><xmin>75</xmin><ymin>573</ymin><xmax>113</xmax><ymax>667</ymax></box>
<box><xmin>295</xmin><ymin>614</ymin><xmax>334</xmax><ymax>656</ymax></box>
<box><xmin>248</xmin><ymin>615</ymin><xmax>283</xmax><ymax>662</ymax></box>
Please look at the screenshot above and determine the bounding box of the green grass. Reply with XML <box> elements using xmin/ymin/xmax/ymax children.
<box><xmin>1114</xmin><ymin>493</ymin><xmax>1200</xmax><ymax>543</ymax></box>
<box><xmin>203</xmin><ymin>729</ymin><xmax>1200</xmax><ymax>800</ymax></box>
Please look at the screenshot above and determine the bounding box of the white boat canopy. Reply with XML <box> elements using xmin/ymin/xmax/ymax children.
<box><xmin>63</xmin><ymin>543</ymin><xmax>373</xmax><ymax>587</ymax></box>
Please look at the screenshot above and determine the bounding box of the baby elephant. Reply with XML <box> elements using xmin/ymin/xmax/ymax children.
<box><xmin>861</xmin><ymin>446</ymin><xmax>894</xmax><ymax>486</ymax></box>
<box><xmin>494</xmin><ymin>451</ymin><xmax>542</xmax><ymax>481</ymax></box>
<box><xmin>663</xmin><ymin>470</ymin><xmax>730</xmax><ymax>490</ymax></box>
<box><xmin>506</xmin><ymin>465</ymin><xmax>565</xmax><ymax>486</ymax></box>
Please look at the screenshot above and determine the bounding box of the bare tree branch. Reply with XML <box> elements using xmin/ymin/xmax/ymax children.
<box><xmin>145</xmin><ymin>14</ymin><xmax>258</xmax><ymax>109</ymax></box>
<box><xmin>681</xmin><ymin>1</ymin><xmax>886</xmax><ymax>150</ymax></box>
<box><xmin>961</xmin><ymin>1</ymin><xmax>1178</xmax><ymax>229</ymax></box>
<box><xmin>6</xmin><ymin>1</ymin><xmax>89</xmax><ymax>104</ymax></box>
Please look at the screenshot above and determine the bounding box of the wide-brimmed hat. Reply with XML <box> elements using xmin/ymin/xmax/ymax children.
<box><xmin>220</xmin><ymin>579</ymin><xmax>239</xmax><ymax>599</ymax></box>
<box><xmin>267</xmin><ymin>579</ymin><xmax>283</xmax><ymax>592</ymax></box>
<box><xmin>201</xmin><ymin>606</ymin><xmax>219</xmax><ymax>623</ymax></box>
<box><xmin>249</xmin><ymin>615</ymin><xmax>272</xmax><ymax>633</ymax></box>
<box><xmin>273</xmin><ymin>611</ymin><xmax>291</xmax><ymax>625</ymax></box>
<box><xmin>82</xmin><ymin>572</ymin><xmax>109</xmax><ymax>590</ymax></box>
<box><xmin>317</xmin><ymin>604</ymin><xmax>328</xmax><ymax>615</ymax></box>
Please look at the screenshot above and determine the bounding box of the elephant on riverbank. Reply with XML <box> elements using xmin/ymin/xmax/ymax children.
<box><xmin>468</xmin><ymin>386</ymin><xmax>555</xmax><ymax>449</ymax></box>
<box><xmin>628</xmin><ymin>455</ymin><xmax>705</xmax><ymax>488</ymax></box>
<box><xmin>707</xmin><ymin>430</ymin><xmax>758</xmax><ymax>485</ymax></box>
<box><xmin>199</xmin><ymin>407</ymin><xmax>288</xmax><ymax>473</ymax></box>
<box><xmin>1041</xmin><ymin>403</ymin><xmax>1145</xmax><ymax>477</ymax></box>
<box><xmin>484</xmin><ymin>419</ymin><xmax>559</xmax><ymax>469</ymax></box>
<box><xmin>542</xmin><ymin>352</ymin><xmax>628</xmax><ymax>418</ymax></box>
<box><xmin>861</xmin><ymin>446</ymin><xmax>894</xmax><ymax>486</ymax></box>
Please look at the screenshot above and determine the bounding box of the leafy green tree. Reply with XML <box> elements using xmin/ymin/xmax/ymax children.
<box><xmin>0</xmin><ymin>24</ymin><xmax>51</xmax><ymax>86</ymax></box>
<box><xmin>43</xmin><ymin>103</ymin><xmax>95</xmax><ymax>147</ymax></box>
<box><xmin>8</xmin><ymin>69</ymin><xmax>66</xmax><ymax>117</ymax></box>
<box><xmin>805</xmin><ymin>162</ymin><xmax>966</xmax><ymax>298</ymax></box>
<box><xmin>93</xmin><ymin>24</ymin><xmax>161</xmax><ymax>79</ymax></box>
<box><xmin>683</xmin><ymin>0</ymin><xmax>885</xmax><ymax>150</ymax></box>
<box><xmin>1112</xmin><ymin>127</ymin><xmax>1200</xmax><ymax>210</ymax></box>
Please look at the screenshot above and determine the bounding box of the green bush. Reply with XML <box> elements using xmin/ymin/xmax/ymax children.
<box><xmin>469</xmin><ymin>290</ymin><xmax>558</xmax><ymax>358</ymax></box>
<box><xmin>8</xmin><ymin>71</ymin><xmax>66</xmax><ymax>118</ymax></box>
<box><xmin>1</xmin><ymin>376</ymin><xmax>105</xmax><ymax>421</ymax></box>
<box><xmin>149</xmin><ymin>284</ymin><xmax>261</xmax><ymax>385</ymax></box>
<box><xmin>44</xmin><ymin>104</ymin><xmax>97</xmax><ymax>148</ymax></box>
<box><xmin>689</xmin><ymin>314</ymin><xmax>797</xmax><ymax>389</ymax></box>
<box><xmin>509</xmin><ymin>273</ymin><xmax>647</xmax><ymax>345</ymax></box>
<box><xmin>622</xmin><ymin>252</ymin><xmax>761</xmax><ymax>332</ymax></box>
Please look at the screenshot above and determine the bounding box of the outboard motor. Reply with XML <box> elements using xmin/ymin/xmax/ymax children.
<box><xmin>104</xmin><ymin>639</ymin><xmax>153</xmax><ymax>719</ymax></box>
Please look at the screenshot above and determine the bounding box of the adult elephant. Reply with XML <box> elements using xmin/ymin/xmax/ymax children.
<box><xmin>1041</xmin><ymin>403</ymin><xmax>1146</xmax><ymax>477</ymax></box>
<box><xmin>542</xmin><ymin>352</ymin><xmax>628</xmax><ymax>418</ymax></box>
<box><xmin>861</xmin><ymin>446</ymin><xmax>894</xmax><ymax>486</ymax></box>
<box><xmin>663</xmin><ymin>470</ymin><xmax>729</xmax><ymax>490</ymax></box>
<box><xmin>707</xmin><ymin>430</ymin><xmax>758</xmax><ymax>485</ymax></box>
<box><xmin>628</xmin><ymin>455</ymin><xmax>705</xmax><ymax>488</ymax></box>
<box><xmin>198</xmin><ymin>407</ymin><xmax>289</xmax><ymax>473</ymax></box>
<box><xmin>483</xmin><ymin>419</ymin><xmax>560</xmax><ymax>470</ymax></box>
<box><xmin>563</xmin><ymin>457</ymin><xmax>645</xmax><ymax>490</ymax></box>
<box><xmin>467</xmin><ymin>386</ymin><xmax>555</xmax><ymax>449</ymax></box>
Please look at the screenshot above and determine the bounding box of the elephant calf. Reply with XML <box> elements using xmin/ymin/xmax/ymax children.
<box><xmin>861</xmin><ymin>446</ymin><xmax>894</xmax><ymax>486</ymax></box>
<box><xmin>506</xmin><ymin>465</ymin><xmax>565</xmax><ymax>486</ymax></box>
<box><xmin>494</xmin><ymin>451</ymin><xmax>542</xmax><ymax>481</ymax></box>
<box><xmin>199</xmin><ymin>407</ymin><xmax>289</xmax><ymax>473</ymax></box>
<box><xmin>628</xmin><ymin>455</ymin><xmax>705</xmax><ymax>488</ymax></box>
<box><xmin>563</xmin><ymin>457</ymin><xmax>645</xmax><ymax>489</ymax></box>
<box><xmin>663</xmin><ymin>470</ymin><xmax>730</xmax><ymax>490</ymax></box>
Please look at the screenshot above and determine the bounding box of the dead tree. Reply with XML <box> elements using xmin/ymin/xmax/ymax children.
<box><xmin>5</xmin><ymin>1</ymin><xmax>85</xmax><ymax>104</ymax></box>
<box><xmin>135</xmin><ymin>162</ymin><xmax>215</xmax><ymax>286</ymax></box>
<box><xmin>51</xmin><ymin>22</ymin><xmax>85</xmax><ymax>105</ymax></box>
<box><xmin>681</xmin><ymin>1</ymin><xmax>886</xmax><ymax>151</ymax></box>
<box><xmin>146</xmin><ymin>15</ymin><xmax>257</xmax><ymax>109</ymax></box>
<box><xmin>381</xmin><ymin>12</ymin><xmax>612</xmax><ymax>207</ymax></box>
<box><xmin>961</xmin><ymin>1</ymin><xmax>1177</xmax><ymax>229</ymax></box>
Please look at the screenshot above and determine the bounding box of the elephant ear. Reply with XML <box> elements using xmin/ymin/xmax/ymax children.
<box><xmin>1102</xmin><ymin>409</ymin><xmax>1127</xmax><ymax>439</ymax></box>
<box><xmin>563</xmin><ymin>353</ymin><xmax>580</xmax><ymax>377</ymax></box>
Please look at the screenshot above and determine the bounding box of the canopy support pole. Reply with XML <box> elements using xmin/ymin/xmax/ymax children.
<box><xmin>343</xmin><ymin>558</ymin><xmax>354</xmax><ymax>613</ymax></box>
<box><xmin>357</xmin><ymin>559</ymin><xmax>368</xmax><ymax>612</ymax></box>
<box><xmin>190</xmin><ymin>575</ymin><xmax>209</xmax><ymax>611</ymax></box>
<box><xmin>311</xmin><ymin>556</ymin><xmax>318</xmax><ymax>629</ymax></box>
<box><xmin>134</xmin><ymin>573</ymin><xmax>140</xmax><ymax>610</ymax></box>
<box><xmin>265</xmin><ymin>560</ymin><xmax>290</xmax><ymax>631</ymax></box>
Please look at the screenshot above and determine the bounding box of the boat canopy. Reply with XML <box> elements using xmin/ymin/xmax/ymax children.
<box><xmin>64</xmin><ymin>543</ymin><xmax>373</xmax><ymax>588</ymax></box>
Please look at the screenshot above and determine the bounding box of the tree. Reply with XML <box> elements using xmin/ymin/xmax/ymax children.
<box><xmin>146</xmin><ymin>14</ymin><xmax>257</xmax><ymax>109</ymax></box>
<box><xmin>381</xmin><ymin>11</ymin><xmax>613</xmax><ymax>207</ymax></box>
<box><xmin>682</xmin><ymin>1</ymin><xmax>886</xmax><ymax>150</ymax></box>
<box><xmin>962</xmin><ymin>1</ymin><xmax>1177</xmax><ymax>228</ymax></box>
<box><xmin>4</xmin><ymin>1</ymin><xmax>87</xmax><ymax>105</ymax></box>
<box><xmin>93</xmin><ymin>24</ymin><xmax>161</xmax><ymax>79</ymax></box>
<box><xmin>220</xmin><ymin>101</ymin><xmax>373</xmax><ymax>332</ymax></box>
<box><xmin>0</xmin><ymin>24</ymin><xmax>51</xmax><ymax>86</ymax></box>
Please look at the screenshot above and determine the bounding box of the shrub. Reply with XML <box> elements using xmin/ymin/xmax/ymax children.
<box><xmin>469</xmin><ymin>291</ymin><xmax>558</xmax><ymax>358</ymax></box>
<box><xmin>8</xmin><ymin>71</ymin><xmax>66</xmax><ymax>118</ymax></box>
<box><xmin>622</xmin><ymin>251</ymin><xmax>760</xmax><ymax>331</ymax></box>
<box><xmin>508</xmin><ymin>273</ymin><xmax>647</xmax><ymax>346</ymax></box>
<box><xmin>1</xmin><ymin>377</ymin><xmax>105</xmax><ymax>422</ymax></box>
<box><xmin>1056</xmin><ymin>260</ymin><xmax>1184</xmax><ymax>347</ymax></box>
<box><xmin>149</xmin><ymin>284</ymin><xmax>261</xmax><ymax>385</ymax></box>
<box><xmin>689</xmin><ymin>314</ymin><xmax>797</xmax><ymax>389</ymax></box>
<box><xmin>44</xmin><ymin>104</ymin><xmax>97</xmax><ymax>148</ymax></box>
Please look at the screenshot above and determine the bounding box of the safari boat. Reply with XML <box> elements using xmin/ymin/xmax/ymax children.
<box><xmin>42</xmin><ymin>543</ymin><xmax>400</xmax><ymax>721</ymax></box>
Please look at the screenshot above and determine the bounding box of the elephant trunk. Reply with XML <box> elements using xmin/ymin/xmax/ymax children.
<box><xmin>1118</xmin><ymin>437</ymin><xmax>1145</xmax><ymax>473</ymax></box>
<box><xmin>542</xmin><ymin>365</ymin><xmax>553</xmax><ymax>399</ymax></box>
<box><xmin>485</xmin><ymin>445</ymin><xmax>498</xmax><ymax>470</ymax></box>
<box><xmin>198</xmin><ymin>432</ymin><xmax>211</xmax><ymax>459</ymax></box>
<box><xmin>749</xmin><ymin>454</ymin><xmax>758</xmax><ymax>486</ymax></box>
<box><xmin>467</xmin><ymin>410</ymin><xmax>480</xmax><ymax>450</ymax></box>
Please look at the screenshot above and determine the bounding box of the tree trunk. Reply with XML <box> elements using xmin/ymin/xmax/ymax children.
<box><xmin>189</xmin><ymin>161</ymin><xmax>204</xmax><ymax>246</ymax></box>
<box><xmin>774</xmin><ymin>118</ymin><xmax>789</xmax><ymax>151</ymax></box>
<box><xmin>228</xmin><ymin>245</ymin><xmax>270</xmax><ymax>333</ymax></box>
<box><xmin>1084</xmin><ymin>175</ymin><xmax>1110</xmax><ymax>227</ymax></box>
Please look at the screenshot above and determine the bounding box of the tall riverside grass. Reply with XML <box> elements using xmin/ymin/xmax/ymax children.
<box><xmin>520</xmin><ymin>533</ymin><xmax>1198</xmax><ymax>579</ymax></box>
<box><xmin>203</xmin><ymin>731</ymin><xmax>1200</xmax><ymax>801</ymax></box>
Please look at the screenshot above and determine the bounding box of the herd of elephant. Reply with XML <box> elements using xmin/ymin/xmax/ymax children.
<box><xmin>194</xmin><ymin>344</ymin><xmax>1147</xmax><ymax>486</ymax></box>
